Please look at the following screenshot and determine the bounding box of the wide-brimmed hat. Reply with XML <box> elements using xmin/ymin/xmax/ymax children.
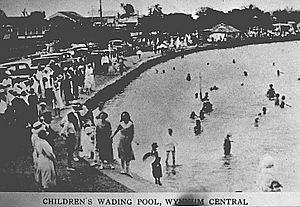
<box><xmin>40</xmin><ymin>102</ymin><xmax>46</xmax><ymax>106</ymax></box>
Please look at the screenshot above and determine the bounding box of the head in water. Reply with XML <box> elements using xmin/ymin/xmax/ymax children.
<box><xmin>168</xmin><ymin>128</ymin><xmax>173</xmax><ymax>136</ymax></box>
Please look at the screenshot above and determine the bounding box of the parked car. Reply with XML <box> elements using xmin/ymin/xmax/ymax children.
<box><xmin>0</xmin><ymin>62</ymin><xmax>36</xmax><ymax>79</ymax></box>
<box><xmin>31</xmin><ymin>56</ymin><xmax>60</xmax><ymax>68</ymax></box>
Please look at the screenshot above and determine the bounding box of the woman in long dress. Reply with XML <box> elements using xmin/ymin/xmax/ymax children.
<box><xmin>96</xmin><ymin>112</ymin><xmax>113</xmax><ymax>170</ymax></box>
<box><xmin>84</xmin><ymin>64</ymin><xmax>95</xmax><ymax>94</ymax></box>
<box><xmin>35</xmin><ymin>129</ymin><xmax>56</xmax><ymax>191</ymax></box>
<box><xmin>53</xmin><ymin>79</ymin><xmax>64</xmax><ymax>118</ymax></box>
<box><xmin>111</xmin><ymin>112</ymin><xmax>135</xmax><ymax>175</ymax></box>
<box><xmin>31</xmin><ymin>121</ymin><xmax>46</xmax><ymax>183</ymax></box>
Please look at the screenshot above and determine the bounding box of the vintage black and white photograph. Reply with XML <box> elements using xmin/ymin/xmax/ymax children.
<box><xmin>0</xmin><ymin>0</ymin><xmax>300</xmax><ymax>202</ymax></box>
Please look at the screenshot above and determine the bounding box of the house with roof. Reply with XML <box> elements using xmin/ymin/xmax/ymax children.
<box><xmin>204</xmin><ymin>23</ymin><xmax>241</xmax><ymax>42</ymax></box>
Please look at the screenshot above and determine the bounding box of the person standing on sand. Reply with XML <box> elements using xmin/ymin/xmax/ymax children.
<box><xmin>35</xmin><ymin>129</ymin><xmax>56</xmax><ymax>191</ymax></box>
<box><xmin>111</xmin><ymin>112</ymin><xmax>135</xmax><ymax>176</ymax></box>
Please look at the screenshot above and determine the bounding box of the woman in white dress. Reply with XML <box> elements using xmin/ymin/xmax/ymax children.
<box><xmin>84</xmin><ymin>64</ymin><xmax>95</xmax><ymax>94</ymax></box>
<box><xmin>53</xmin><ymin>78</ymin><xmax>64</xmax><ymax>118</ymax></box>
<box><xmin>79</xmin><ymin>119</ymin><xmax>96</xmax><ymax>161</ymax></box>
<box><xmin>35</xmin><ymin>129</ymin><xmax>56</xmax><ymax>191</ymax></box>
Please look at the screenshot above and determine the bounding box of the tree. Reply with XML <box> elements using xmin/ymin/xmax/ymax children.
<box><xmin>0</xmin><ymin>9</ymin><xmax>7</xmax><ymax>40</ymax></box>
<box><xmin>120</xmin><ymin>3</ymin><xmax>135</xmax><ymax>18</ymax></box>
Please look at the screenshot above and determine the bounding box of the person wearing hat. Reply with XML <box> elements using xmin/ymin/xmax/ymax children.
<box><xmin>31</xmin><ymin>121</ymin><xmax>46</xmax><ymax>181</ymax></box>
<box><xmin>95</xmin><ymin>111</ymin><xmax>113</xmax><ymax>169</ymax></box>
<box><xmin>38</xmin><ymin>102</ymin><xmax>47</xmax><ymax>118</ymax></box>
<box><xmin>35</xmin><ymin>129</ymin><xmax>56</xmax><ymax>191</ymax></box>
<box><xmin>223</xmin><ymin>133</ymin><xmax>233</xmax><ymax>156</ymax></box>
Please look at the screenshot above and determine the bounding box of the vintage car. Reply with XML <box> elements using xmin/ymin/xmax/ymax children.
<box><xmin>0</xmin><ymin>62</ymin><xmax>36</xmax><ymax>79</ymax></box>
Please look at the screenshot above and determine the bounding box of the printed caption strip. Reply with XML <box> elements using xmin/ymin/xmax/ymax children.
<box><xmin>1</xmin><ymin>192</ymin><xmax>300</xmax><ymax>206</ymax></box>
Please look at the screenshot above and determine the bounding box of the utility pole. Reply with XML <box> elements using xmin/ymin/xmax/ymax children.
<box><xmin>99</xmin><ymin>0</ymin><xmax>103</xmax><ymax>26</ymax></box>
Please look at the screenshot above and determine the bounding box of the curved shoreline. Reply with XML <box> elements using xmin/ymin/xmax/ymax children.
<box><xmin>85</xmin><ymin>37</ymin><xmax>300</xmax><ymax>110</ymax></box>
<box><xmin>82</xmin><ymin>38</ymin><xmax>299</xmax><ymax>192</ymax></box>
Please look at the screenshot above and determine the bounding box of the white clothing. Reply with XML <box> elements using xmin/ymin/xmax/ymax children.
<box><xmin>164</xmin><ymin>133</ymin><xmax>178</xmax><ymax>151</ymax></box>
<box><xmin>101</xmin><ymin>56</ymin><xmax>109</xmax><ymax>65</ymax></box>
<box><xmin>79</xmin><ymin>126</ymin><xmax>96</xmax><ymax>158</ymax></box>
<box><xmin>35</xmin><ymin>139</ymin><xmax>56</xmax><ymax>189</ymax></box>
<box><xmin>53</xmin><ymin>82</ymin><xmax>64</xmax><ymax>109</ymax></box>
<box><xmin>84</xmin><ymin>66</ymin><xmax>95</xmax><ymax>90</ymax></box>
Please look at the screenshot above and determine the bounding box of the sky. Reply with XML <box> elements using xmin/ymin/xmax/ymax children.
<box><xmin>1</xmin><ymin>0</ymin><xmax>300</xmax><ymax>18</ymax></box>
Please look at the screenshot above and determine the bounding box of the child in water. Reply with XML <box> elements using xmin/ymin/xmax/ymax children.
<box><xmin>152</xmin><ymin>157</ymin><xmax>162</xmax><ymax>185</ymax></box>
<box><xmin>280</xmin><ymin>96</ymin><xmax>285</xmax><ymax>108</ymax></box>
<box><xmin>274</xmin><ymin>93</ymin><xmax>280</xmax><ymax>106</ymax></box>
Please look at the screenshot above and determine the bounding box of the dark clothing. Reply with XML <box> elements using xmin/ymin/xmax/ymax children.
<box><xmin>223</xmin><ymin>139</ymin><xmax>231</xmax><ymax>155</ymax></box>
<box><xmin>267</xmin><ymin>88</ymin><xmax>275</xmax><ymax>99</ymax></box>
<box><xmin>152</xmin><ymin>161</ymin><xmax>162</xmax><ymax>178</ymax></box>
<box><xmin>28</xmin><ymin>93</ymin><xmax>39</xmax><ymax>125</ymax></box>
<box><xmin>61</xmin><ymin>72</ymin><xmax>73</xmax><ymax>103</ymax></box>
<box><xmin>275</xmin><ymin>98</ymin><xmax>280</xmax><ymax>106</ymax></box>
<box><xmin>96</xmin><ymin>120</ymin><xmax>113</xmax><ymax>162</ymax></box>
<box><xmin>66</xmin><ymin>133</ymin><xmax>76</xmax><ymax>167</ymax></box>
<box><xmin>280</xmin><ymin>101</ymin><xmax>285</xmax><ymax>108</ymax></box>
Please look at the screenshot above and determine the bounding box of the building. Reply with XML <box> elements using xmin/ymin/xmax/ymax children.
<box><xmin>4</xmin><ymin>12</ymin><xmax>49</xmax><ymax>40</ymax></box>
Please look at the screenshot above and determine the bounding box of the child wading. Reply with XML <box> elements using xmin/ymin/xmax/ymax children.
<box><xmin>142</xmin><ymin>142</ymin><xmax>162</xmax><ymax>185</ymax></box>
<box><xmin>164</xmin><ymin>128</ymin><xmax>178</xmax><ymax>166</ymax></box>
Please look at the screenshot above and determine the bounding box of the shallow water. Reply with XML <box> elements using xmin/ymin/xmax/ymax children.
<box><xmin>102</xmin><ymin>41</ymin><xmax>300</xmax><ymax>192</ymax></box>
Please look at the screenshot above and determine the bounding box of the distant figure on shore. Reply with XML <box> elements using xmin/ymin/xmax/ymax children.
<box><xmin>277</xmin><ymin>70</ymin><xmax>280</xmax><ymax>76</ymax></box>
<box><xmin>194</xmin><ymin>119</ymin><xmax>202</xmax><ymax>135</ymax></box>
<box><xmin>136</xmin><ymin>49</ymin><xmax>142</xmax><ymax>59</ymax></box>
<box><xmin>223</xmin><ymin>133</ymin><xmax>233</xmax><ymax>156</ymax></box>
<box><xmin>233</xmin><ymin>59</ymin><xmax>236</xmax><ymax>63</ymax></box>
<box><xmin>266</xmin><ymin>84</ymin><xmax>276</xmax><ymax>99</ymax></box>
<box><xmin>274</xmin><ymin>93</ymin><xmax>280</xmax><ymax>106</ymax></box>
<box><xmin>262</xmin><ymin>107</ymin><xmax>267</xmax><ymax>115</ymax></box>
<box><xmin>273</xmin><ymin>62</ymin><xmax>275</xmax><ymax>66</ymax></box>
<box><xmin>244</xmin><ymin>71</ymin><xmax>248</xmax><ymax>77</ymax></box>
<box><xmin>162</xmin><ymin>70</ymin><xmax>166</xmax><ymax>74</ymax></box>
<box><xmin>186</xmin><ymin>73</ymin><xmax>191</xmax><ymax>81</ymax></box>
<box><xmin>173</xmin><ymin>67</ymin><xmax>175</xmax><ymax>70</ymax></box>
<box><xmin>195</xmin><ymin>93</ymin><xmax>198</xmax><ymax>99</ymax></box>
<box><xmin>258</xmin><ymin>155</ymin><xmax>283</xmax><ymax>192</ymax></box>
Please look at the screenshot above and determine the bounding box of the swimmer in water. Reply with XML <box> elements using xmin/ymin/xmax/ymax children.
<box><xmin>262</xmin><ymin>107</ymin><xmax>267</xmax><ymax>115</ymax></box>
<box><xmin>186</xmin><ymin>73</ymin><xmax>191</xmax><ymax>81</ymax></box>
<box><xmin>266</xmin><ymin>84</ymin><xmax>276</xmax><ymax>99</ymax></box>
<box><xmin>194</xmin><ymin>119</ymin><xmax>202</xmax><ymax>135</ymax></box>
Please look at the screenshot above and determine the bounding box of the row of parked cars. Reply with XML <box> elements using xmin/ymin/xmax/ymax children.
<box><xmin>0</xmin><ymin>39</ymin><xmax>133</xmax><ymax>81</ymax></box>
